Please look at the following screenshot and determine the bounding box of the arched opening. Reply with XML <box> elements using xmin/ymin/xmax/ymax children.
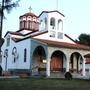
<box><xmin>50</xmin><ymin>50</ymin><xmax>66</xmax><ymax>72</ymax></box>
<box><xmin>58</xmin><ymin>19</ymin><xmax>63</xmax><ymax>31</ymax></box>
<box><xmin>32</xmin><ymin>46</ymin><xmax>47</xmax><ymax>75</ymax></box>
<box><xmin>70</xmin><ymin>52</ymin><xmax>83</xmax><ymax>73</ymax></box>
<box><xmin>50</xmin><ymin>17</ymin><xmax>55</xmax><ymax>29</ymax></box>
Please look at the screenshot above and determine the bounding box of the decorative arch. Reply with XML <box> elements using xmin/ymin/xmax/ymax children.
<box><xmin>50</xmin><ymin>50</ymin><xmax>66</xmax><ymax>72</ymax></box>
<box><xmin>12</xmin><ymin>47</ymin><xmax>17</xmax><ymax>63</ymax></box>
<box><xmin>32</xmin><ymin>46</ymin><xmax>47</xmax><ymax>75</ymax></box>
<box><xmin>58</xmin><ymin>19</ymin><xmax>63</xmax><ymax>31</ymax></box>
<box><xmin>50</xmin><ymin>17</ymin><xmax>55</xmax><ymax>28</ymax></box>
<box><xmin>70</xmin><ymin>52</ymin><xmax>83</xmax><ymax>73</ymax></box>
<box><xmin>32</xmin><ymin>46</ymin><xmax>46</xmax><ymax>61</ymax></box>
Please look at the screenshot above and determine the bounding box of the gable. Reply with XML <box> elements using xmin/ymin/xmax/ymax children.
<box><xmin>39</xmin><ymin>10</ymin><xmax>65</xmax><ymax>17</ymax></box>
<box><xmin>33</xmin><ymin>32</ymin><xmax>75</xmax><ymax>44</ymax></box>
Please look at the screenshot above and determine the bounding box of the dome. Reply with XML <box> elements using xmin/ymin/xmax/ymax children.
<box><xmin>20</xmin><ymin>12</ymin><xmax>38</xmax><ymax>18</ymax></box>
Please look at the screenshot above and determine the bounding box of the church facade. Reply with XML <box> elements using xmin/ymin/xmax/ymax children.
<box><xmin>1</xmin><ymin>10</ymin><xmax>90</xmax><ymax>77</ymax></box>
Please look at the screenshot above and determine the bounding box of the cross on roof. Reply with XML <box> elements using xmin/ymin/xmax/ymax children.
<box><xmin>28</xmin><ymin>6</ymin><xmax>32</xmax><ymax>12</ymax></box>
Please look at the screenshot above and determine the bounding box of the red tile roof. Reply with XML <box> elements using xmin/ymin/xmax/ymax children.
<box><xmin>11</xmin><ymin>30</ymin><xmax>48</xmax><ymax>42</ymax></box>
<box><xmin>5</xmin><ymin>30</ymin><xmax>90</xmax><ymax>51</ymax></box>
<box><xmin>20</xmin><ymin>12</ymin><xmax>38</xmax><ymax>18</ymax></box>
<box><xmin>4</xmin><ymin>31</ymin><xmax>24</xmax><ymax>37</ymax></box>
<box><xmin>34</xmin><ymin>38</ymin><xmax>90</xmax><ymax>50</ymax></box>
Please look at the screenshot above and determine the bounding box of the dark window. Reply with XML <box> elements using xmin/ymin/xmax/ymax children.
<box><xmin>24</xmin><ymin>48</ymin><xmax>27</xmax><ymax>62</ymax></box>
<box><xmin>28</xmin><ymin>21</ymin><xmax>30</xmax><ymax>29</ymax></box>
<box><xmin>24</xmin><ymin>21</ymin><xmax>27</xmax><ymax>29</ymax></box>
<box><xmin>58</xmin><ymin>19</ymin><xmax>63</xmax><ymax>30</ymax></box>
<box><xmin>12</xmin><ymin>47</ymin><xmax>17</xmax><ymax>63</ymax></box>
<box><xmin>50</xmin><ymin>17</ymin><xmax>55</xmax><ymax>26</ymax></box>
<box><xmin>7</xmin><ymin>36</ymin><xmax>10</xmax><ymax>46</ymax></box>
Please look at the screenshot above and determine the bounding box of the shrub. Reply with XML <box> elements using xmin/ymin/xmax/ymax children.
<box><xmin>64</xmin><ymin>72</ymin><xmax>72</xmax><ymax>80</ymax></box>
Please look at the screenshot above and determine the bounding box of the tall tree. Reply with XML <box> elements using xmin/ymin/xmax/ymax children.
<box><xmin>75</xmin><ymin>33</ymin><xmax>90</xmax><ymax>46</ymax></box>
<box><xmin>0</xmin><ymin>0</ymin><xmax>20</xmax><ymax>68</ymax></box>
<box><xmin>0</xmin><ymin>0</ymin><xmax>20</xmax><ymax>39</ymax></box>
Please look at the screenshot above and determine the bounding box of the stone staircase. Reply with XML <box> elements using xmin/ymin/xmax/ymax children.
<box><xmin>50</xmin><ymin>72</ymin><xmax>65</xmax><ymax>78</ymax></box>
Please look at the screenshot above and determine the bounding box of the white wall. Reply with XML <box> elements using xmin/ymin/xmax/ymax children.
<box><xmin>1</xmin><ymin>34</ymin><xmax>31</xmax><ymax>71</ymax></box>
<box><xmin>36</xmin><ymin>11</ymin><xmax>75</xmax><ymax>44</ymax></box>
<box><xmin>34</xmin><ymin>32</ymin><xmax>75</xmax><ymax>44</ymax></box>
<box><xmin>48</xmin><ymin>12</ymin><xmax>64</xmax><ymax>31</ymax></box>
<box><xmin>39</xmin><ymin>12</ymin><xmax>48</xmax><ymax>31</ymax></box>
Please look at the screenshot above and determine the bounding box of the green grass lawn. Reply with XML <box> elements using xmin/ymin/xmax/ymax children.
<box><xmin>0</xmin><ymin>78</ymin><xmax>90</xmax><ymax>90</ymax></box>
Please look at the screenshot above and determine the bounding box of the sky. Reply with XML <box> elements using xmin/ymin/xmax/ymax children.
<box><xmin>2</xmin><ymin>0</ymin><xmax>90</xmax><ymax>39</ymax></box>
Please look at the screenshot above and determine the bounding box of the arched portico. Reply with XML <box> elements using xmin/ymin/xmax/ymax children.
<box><xmin>32</xmin><ymin>46</ymin><xmax>47</xmax><ymax>76</ymax></box>
<box><xmin>47</xmin><ymin>48</ymin><xmax>87</xmax><ymax>77</ymax></box>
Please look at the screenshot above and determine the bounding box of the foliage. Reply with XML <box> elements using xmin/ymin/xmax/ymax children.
<box><xmin>0</xmin><ymin>0</ymin><xmax>20</xmax><ymax>15</ymax></box>
<box><xmin>64</xmin><ymin>72</ymin><xmax>72</xmax><ymax>80</ymax></box>
<box><xmin>0</xmin><ymin>0</ymin><xmax>20</xmax><ymax>40</ymax></box>
<box><xmin>75</xmin><ymin>33</ymin><xmax>90</xmax><ymax>46</ymax></box>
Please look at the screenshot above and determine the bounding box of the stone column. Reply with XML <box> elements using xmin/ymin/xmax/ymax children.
<box><xmin>78</xmin><ymin>57</ymin><xmax>81</xmax><ymax>72</ymax></box>
<box><xmin>73</xmin><ymin>55</ymin><xmax>77</xmax><ymax>70</ymax></box>
<box><xmin>46</xmin><ymin>59</ymin><xmax>50</xmax><ymax>77</ymax></box>
<box><xmin>82</xmin><ymin>57</ymin><xmax>86</xmax><ymax>76</ymax></box>
<box><xmin>66</xmin><ymin>55</ymin><xmax>70</xmax><ymax>72</ymax></box>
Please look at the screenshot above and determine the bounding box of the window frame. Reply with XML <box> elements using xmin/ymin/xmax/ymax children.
<box><xmin>50</xmin><ymin>17</ymin><xmax>55</xmax><ymax>27</ymax></box>
<box><xmin>24</xmin><ymin>48</ymin><xmax>27</xmax><ymax>62</ymax></box>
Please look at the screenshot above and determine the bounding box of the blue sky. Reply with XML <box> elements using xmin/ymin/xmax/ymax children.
<box><xmin>3</xmin><ymin>0</ymin><xmax>90</xmax><ymax>39</ymax></box>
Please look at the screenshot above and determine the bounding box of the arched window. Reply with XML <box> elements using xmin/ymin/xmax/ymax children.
<box><xmin>21</xmin><ymin>21</ymin><xmax>25</xmax><ymax>29</ymax></box>
<box><xmin>24</xmin><ymin>20</ymin><xmax>27</xmax><ymax>29</ymax></box>
<box><xmin>58</xmin><ymin>19</ymin><xmax>63</xmax><ymax>31</ymax></box>
<box><xmin>12</xmin><ymin>47</ymin><xmax>17</xmax><ymax>63</ymax></box>
<box><xmin>27</xmin><ymin>20</ymin><xmax>31</xmax><ymax>29</ymax></box>
<box><xmin>7</xmin><ymin>36</ymin><xmax>10</xmax><ymax>46</ymax></box>
<box><xmin>4</xmin><ymin>49</ymin><xmax>8</xmax><ymax>58</ymax></box>
<box><xmin>50</xmin><ymin>17</ymin><xmax>55</xmax><ymax>28</ymax></box>
<box><xmin>45</xmin><ymin>17</ymin><xmax>47</xmax><ymax>25</ymax></box>
<box><xmin>44</xmin><ymin>17</ymin><xmax>47</xmax><ymax>29</ymax></box>
<box><xmin>24</xmin><ymin>48</ymin><xmax>27</xmax><ymax>62</ymax></box>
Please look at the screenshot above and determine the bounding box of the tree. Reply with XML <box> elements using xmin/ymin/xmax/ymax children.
<box><xmin>0</xmin><ymin>0</ymin><xmax>20</xmax><ymax>38</ymax></box>
<box><xmin>75</xmin><ymin>33</ymin><xmax>90</xmax><ymax>46</ymax></box>
<box><xmin>0</xmin><ymin>0</ymin><xmax>20</xmax><ymax>75</ymax></box>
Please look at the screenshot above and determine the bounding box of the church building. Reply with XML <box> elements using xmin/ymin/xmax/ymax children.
<box><xmin>1</xmin><ymin>10</ymin><xmax>90</xmax><ymax>78</ymax></box>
